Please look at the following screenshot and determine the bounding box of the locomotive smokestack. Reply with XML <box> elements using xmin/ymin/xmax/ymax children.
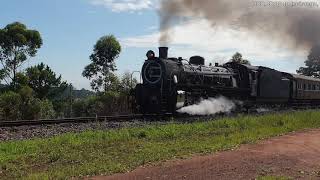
<box><xmin>159</xmin><ymin>47</ymin><xmax>168</xmax><ymax>59</ymax></box>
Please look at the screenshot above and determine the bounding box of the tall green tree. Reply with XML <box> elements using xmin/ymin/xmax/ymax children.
<box><xmin>82</xmin><ymin>35</ymin><xmax>121</xmax><ymax>92</ymax></box>
<box><xmin>230</xmin><ymin>52</ymin><xmax>251</xmax><ymax>65</ymax></box>
<box><xmin>0</xmin><ymin>22</ymin><xmax>42</xmax><ymax>89</ymax></box>
<box><xmin>25</xmin><ymin>63</ymin><xmax>67</xmax><ymax>99</ymax></box>
<box><xmin>297</xmin><ymin>44</ymin><xmax>320</xmax><ymax>78</ymax></box>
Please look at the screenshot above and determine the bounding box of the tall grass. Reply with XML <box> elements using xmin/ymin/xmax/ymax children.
<box><xmin>0</xmin><ymin>110</ymin><xmax>320</xmax><ymax>179</ymax></box>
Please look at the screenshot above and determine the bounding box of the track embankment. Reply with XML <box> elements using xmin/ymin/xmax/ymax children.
<box><xmin>2</xmin><ymin>110</ymin><xmax>320</xmax><ymax>179</ymax></box>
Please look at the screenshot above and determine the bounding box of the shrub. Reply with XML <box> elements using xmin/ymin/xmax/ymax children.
<box><xmin>21</xmin><ymin>98</ymin><xmax>42</xmax><ymax>120</ymax></box>
<box><xmin>52</xmin><ymin>99</ymin><xmax>69</xmax><ymax>118</ymax></box>
<box><xmin>0</xmin><ymin>91</ymin><xmax>22</xmax><ymax>120</ymax></box>
<box><xmin>18</xmin><ymin>86</ymin><xmax>41</xmax><ymax>120</ymax></box>
<box><xmin>73</xmin><ymin>96</ymin><xmax>100</xmax><ymax>117</ymax></box>
<box><xmin>22</xmin><ymin>98</ymin><xmax>57</xmax><ymax>120</ymax></box>
<box><xmin>39</xmin><ymin>99</ymin><xmax>56</xmax><ymax>119</ymax></box>
<box><xmin>72</xmin><ymin>91</ymin><xmax>131</xmax><ymax>117</ymax></box>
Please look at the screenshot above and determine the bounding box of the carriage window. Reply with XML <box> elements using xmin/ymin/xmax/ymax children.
<box><xmin>313</xmin><ymin>85</ymin><xmax>316</xmax><ymax>90</ymax></box>
<box><xmin>303</xmin><ymin>84</ymin><xmax>306</xmax><ymax>90</ymax></box>
<box><xmin>308</xmin><ymin>84</ymin><xmax>312</xmax><ymax>90</ymax></box>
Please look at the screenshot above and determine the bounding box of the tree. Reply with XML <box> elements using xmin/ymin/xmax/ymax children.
<box><xmin>25</xmin><ymin>63</ymin><xmax>67</xmax><ymax>99</ymax></box>
<box><xmin>119</xmin><ymin>72</ymin><xmax>138</xmax><ymax>94</ymax></box>
<box><xmin>82</xmin><ymin>35</ymin><xmax>121</xmax><ymax>92</ymax></box>
<box><xmin>0</xmin><ymin>22</ymin><xmax>42</xmax><ymax>89</ymax></box>
<box><xmin>230</xmin><ymin>52</ymin><xmax>251</xmax><ymax>65</ymax></box>
<box><xmin>297</xmin><ymin>44</ymin><xmax>320</xmax><ymax>78</ymax></box>
<box><xmin>15</xmin><ymin>72</ymin><xmax>29</xmax><ymax>90</ymax></box>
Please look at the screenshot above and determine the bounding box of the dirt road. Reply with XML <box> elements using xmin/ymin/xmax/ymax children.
<box><xmin>93</xmin><ymin>129</ymin><xmax>320</xmax><ymax>180</ymax></box>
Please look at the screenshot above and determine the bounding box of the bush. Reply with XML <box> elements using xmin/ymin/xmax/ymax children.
<box><xmin>0</xmin><ymin>91</ymin><xmax>22</xmax><ymax>120</ymax></box>
<box><xmin>18</xmin><ymin>86</ymin><xmax>42</xmax><ymax>120</ymax></box>
<box><xmin>20</xmin><ymin>98</ymin><xmax>42</xmax><ymax>120</ymax></box>
<box><xmin>97</xmin><ymin>91</ymin><xmax>121</xmax><ymax>115</ymax></box>
<box><xmin>72</xmin><ymin>91</ymin><xmax>132</xmax><ymax>117</ymax></box>
<box><xmin>39</xmin><ymin>99</ymin><xmax>56</xmax><ymax>119</ymax></box>
<box><xmin>21</xmin><ymin>98</ymin><xmax>57</xmax><ymax>120</ymax></box>
<box><xmin>73</xmin><ymin>96</ymin><xmax>101</xmax><ymax>117</ymax></box>
<box><xmin>52</xmin><ymin>99</ymin><xmax>69</xmax><ymax>118</ymax></box>
<box><xmin>0</xmin><ymin>87</ymin><xmax>56</xmax><ymax>120</ymax></box>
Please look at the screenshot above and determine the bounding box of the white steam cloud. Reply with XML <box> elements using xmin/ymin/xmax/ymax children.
<box><xmin>177</xmin><ymin>96</ymin><xmax>237</xmax><ymax>115</ymax></box>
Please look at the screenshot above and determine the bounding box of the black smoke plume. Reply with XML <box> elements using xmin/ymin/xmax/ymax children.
<box><xmin>159</xmin><ymin>0</ymin><xmax>320</xmax><ymax>50</ymax></box>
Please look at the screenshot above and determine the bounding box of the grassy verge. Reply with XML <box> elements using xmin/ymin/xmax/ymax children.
<box><xmin>1</xmin><ymin>110</ymin><xmax>320</xmax><ymax>179</ymax></box>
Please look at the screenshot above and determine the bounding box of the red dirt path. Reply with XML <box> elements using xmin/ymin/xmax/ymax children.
<box><xmin>92</xmin><ymin>129</ymin><xmax>320</xmax><ymax>180</ymax></box>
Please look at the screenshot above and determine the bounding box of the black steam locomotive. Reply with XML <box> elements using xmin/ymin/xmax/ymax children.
<box><xmin>133</xmin><ymin>47</ymin><xmax>320</xmax><ymax>114</ymax></box>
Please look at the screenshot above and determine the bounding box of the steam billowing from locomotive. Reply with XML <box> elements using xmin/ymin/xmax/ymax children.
<box><xmin>159</xmin><ymin>0</ymin><xmax>320</xmax><ymax>50</ymax></box>
<box><xmin>177</xmin><ymin>96</ymin><xmax>236</xmax><ymax>115</ymax></box>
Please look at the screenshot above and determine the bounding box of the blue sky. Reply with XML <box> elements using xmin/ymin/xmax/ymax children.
<box><xmin>0</xmin><ymin>0</ymin><xmax>307</xmax><ymax>89</ymax></box>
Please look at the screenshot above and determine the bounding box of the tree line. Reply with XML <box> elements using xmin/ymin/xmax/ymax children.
<box><xmin>0</xmin><ymin>22</ymin><xmax>137</xmax><ymax>121</ymax></box>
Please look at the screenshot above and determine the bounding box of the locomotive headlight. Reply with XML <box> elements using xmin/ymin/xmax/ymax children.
<box><xmin>143</xmin><ymin>61</ymin><xmax>163</xmax><ymax>84</ymax></box>
<box><xmin>146</xmin><ymin>50</ymin><xmax>155</xmax><ymax>60</ymax></box>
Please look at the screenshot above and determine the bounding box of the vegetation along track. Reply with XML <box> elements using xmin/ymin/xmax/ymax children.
<box><xmin>0</xmin><ymin>107</ymin><xmax>309</xmax><ymax>142</ymax></box>
<box><xmin>0</xmin><ymin>104</ymin><xmax>312</xmax><ymax>128</ymax></box>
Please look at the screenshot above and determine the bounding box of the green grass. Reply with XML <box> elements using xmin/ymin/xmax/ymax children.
<box><xmin>1</xmin><ymin>110</ymin><xmax>320</xmax><ymax>179</ymax></box>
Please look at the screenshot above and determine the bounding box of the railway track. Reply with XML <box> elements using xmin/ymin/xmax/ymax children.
<box><xmin>1</xmin><ymin>105</ymin><xmax>317</xmax><ymax>128</ymax></box>
<box><xmin>0</xmin><ymin>114</ymin><xmax>176</xmax><ymax>127</ymax></box>
<box><xmin>0</xmin><ymin>108</ymin><xmax>315</xmax><ymax>141</ymax></box>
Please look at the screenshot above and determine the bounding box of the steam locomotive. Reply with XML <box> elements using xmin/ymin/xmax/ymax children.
<box><xmin>133</xmin><ymin>47</ymin><xmax>320</xmax><ymax>114</ymax></box>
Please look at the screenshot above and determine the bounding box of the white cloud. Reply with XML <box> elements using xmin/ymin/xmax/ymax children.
<box><xmin>121</xmin><ymin>19</ymin><xmax>307</xmax><ymax>73</ymax></box>
<box><xmin>90</xmin><ymin>0</ymin><xmax>157</xmax><ymax>12</ymax></box>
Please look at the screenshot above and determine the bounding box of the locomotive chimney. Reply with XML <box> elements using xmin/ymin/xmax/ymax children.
<box><xmin>159</xmin><ymin>47</ymin><xmax>168</xmax><ymax>59</ymax></box>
